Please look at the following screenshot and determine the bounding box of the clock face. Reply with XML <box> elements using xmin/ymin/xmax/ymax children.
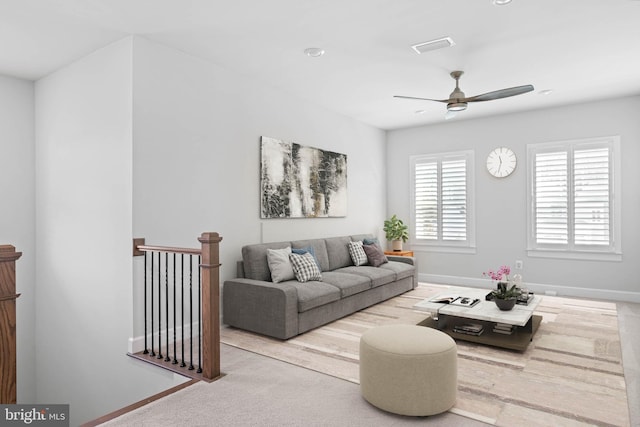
<box><xmin>486</xmin><ymin>147</ymin><xmax>517</xmax><ymax>178</ymax></box>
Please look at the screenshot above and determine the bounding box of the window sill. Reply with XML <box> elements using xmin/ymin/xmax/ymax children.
<box><xmin>412</xmin><ymin>244</ymin><xmax>476</xmax><ymax>255</ymax></box>
<box><xmin>527</xmin><ymin>248</ymin><xmax>622</xmax><ymax>262</ymax></box>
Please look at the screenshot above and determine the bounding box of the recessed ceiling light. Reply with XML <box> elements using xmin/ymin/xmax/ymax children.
<box><xmin>304</xmin><ymin>47</ymin><xmax>325</xmax><ymax>57</ymax></box>
<box><xmin>411</xmin><ymin>37</ymin><xmax>455</xmax><ymax>54</ymax></box>
<box><xmin>492</xmin><ymin>0</ymin><xmax>512</xmax><ymax>5</ymax></box>
<box><xmin>414</xmin><ymin>110</ymin><xmax>426</xmax><ymax>115</ymax></box>
<box><xmin>538</xmin><ymin>89</ymin><xmax>553</xmax><ymax>95</ymax></box>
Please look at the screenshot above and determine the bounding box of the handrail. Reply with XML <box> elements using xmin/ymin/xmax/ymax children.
<box><xmin>0</xmin><ymin>244</ymin><xmax>22</xmax><ymax>404</ymax></box>
<box><xmin>135</xmin><ymin>244</ymin><xmax>201</xmax><ymax>256</ymax></box>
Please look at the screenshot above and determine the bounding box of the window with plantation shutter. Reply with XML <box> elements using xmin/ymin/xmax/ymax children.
<box><xmin>411</xmin><ymin>151</ymin><xmax>475</xmax><ymax>252</ymax></box>
<box><xmin>527</xmin><ymin>136</ymin><xmax>621</xmax><ymax>261</ymax></box>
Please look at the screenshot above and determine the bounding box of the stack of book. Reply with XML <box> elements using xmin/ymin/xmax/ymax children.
<box><xmin>516</xmin><ymin>293</ymin><xmax>534</xmax><ymax>305</ymax></box>
<box><xmin>453</xmin><ymin>323</ymin><xmax>484</xmax><ymax>336</ymax></box>
<box><xmin>493</xmin><ymin>322</ymin><xmax>515</xmax><ymax>335</ymax></box>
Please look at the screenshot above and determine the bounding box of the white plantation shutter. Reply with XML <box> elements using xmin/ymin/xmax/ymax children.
<box><xmin>414</xmin><ymin>161</ymin><xmax>438</xmax><ymax>240</ymax></box>
<box><xmin>442</xmin><ymin>159</ymin><xmax>467</xmax><ymax>241</ymax></box>
<box><xmin>574</xmin><ymin>148</ymin><xmax>610</xmax><ymax>245</ymax></box>
<box><xmin>534</xmin><ymin>151</ymin><xmax>568</xmax><ymax>244</ymax></box>
<box><xmin>412</xmin><ymin>151</ymin><xmax>474</xmax><ymax>248</ymax></box>
<box><xmin>529</xmin><ymin>137</ymin><xmax>620</xmax><ymax>259</ymax></box>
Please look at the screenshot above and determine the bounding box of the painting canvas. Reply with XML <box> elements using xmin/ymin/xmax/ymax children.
<box><xmin>261</xmin><ymin>136</ymin><xmax>347</xmax><ymax>218</ymax></box>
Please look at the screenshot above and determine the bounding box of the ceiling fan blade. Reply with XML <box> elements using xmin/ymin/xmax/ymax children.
<box><xmin>464</xmin><ymin>85</ymin><xmax>534</xmax><ymax>102</ymax></box>
<box><xmin>393</xmin><ymin>95</ymin><xmax>449</xmax><ymax>103</ymax></box>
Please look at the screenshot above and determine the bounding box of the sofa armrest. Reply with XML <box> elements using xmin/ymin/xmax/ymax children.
<box><xmin>387</xmin><ymin>256</ymin><xmax>418</xmax><ymax>288</ymax></box>
<box><xmin>222</xmin><ymin>278</ymin><xmax>299</xmax><ymax>340</ymax></box>
<box><xmin>386</xmin><ymin>255</ymin><xmax>414</xmax><ymax>265</ymax></box>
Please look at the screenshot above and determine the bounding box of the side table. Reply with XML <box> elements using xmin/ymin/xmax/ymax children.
<box><xmin>384</xmin><ymin>250</ymin><xmax>414</xmax><ymax>257</ymax></box>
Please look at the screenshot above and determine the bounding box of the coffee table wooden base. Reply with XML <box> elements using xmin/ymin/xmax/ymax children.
<box><xmin>417</xmin><ymin>314</ymin><xmax>542</xmax><ymax>352</ymax></box>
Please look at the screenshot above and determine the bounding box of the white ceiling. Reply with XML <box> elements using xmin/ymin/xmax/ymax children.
<box><xmin>2</xmin><ymin>0</ymin><xmax>640</xmax><ymax>130</ymax></box>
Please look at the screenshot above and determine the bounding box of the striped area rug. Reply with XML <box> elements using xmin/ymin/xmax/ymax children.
<box><xmin>221</xmin><ymin>283</ymin><xmax>630</xmax><ymax>426</ymax></box>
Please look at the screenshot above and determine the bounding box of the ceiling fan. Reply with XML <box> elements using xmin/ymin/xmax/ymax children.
<box><xmin>394</xmin><ymin>71</ymin><xmax>534</xmax><ymax>119</ymax></box>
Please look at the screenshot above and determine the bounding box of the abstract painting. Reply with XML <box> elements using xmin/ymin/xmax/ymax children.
<box><xmin>260</xmin><ymin>136</ymin><xmax>347</xmax><ymax>218</ymax></box>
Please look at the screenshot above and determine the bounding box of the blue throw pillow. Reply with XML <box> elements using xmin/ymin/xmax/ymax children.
<box><xmin>363</xmin><ymin>238</ymin><xmax>382</xmax><ymax>250</ymax></box>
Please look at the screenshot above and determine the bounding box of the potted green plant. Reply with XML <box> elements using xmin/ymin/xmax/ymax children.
<box><xmin>383</xmin><ymin>214</ymin><xmax>409</xmax><ymax>251</ymax></box>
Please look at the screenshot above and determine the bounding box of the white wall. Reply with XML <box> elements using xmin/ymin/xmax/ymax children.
<box><xmin>387</xmin><ymin>96</ymin><xmax>640</xmax><ymax>302</ymax></box>
<box><xmin>34</xmin><ymin>38</ymin><xmax>187</xmax><ymax>426</ymax></box>
<box><xmin>29</xmin><ymin>34</ymin><xmax>386</xmax><ymax>424</ymax></box>
<box><xmin>131</xmin><ymin>37</ymin><xmax>387</xmax><ymax>283</ymax></box>
<box><xmin>0</xmin><ymin>74</ymin><xmax>36</xmax><ymax>403</ymax></box>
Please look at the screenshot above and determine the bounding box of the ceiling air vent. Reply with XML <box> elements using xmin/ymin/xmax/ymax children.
<box><xmin>411</xmin><ymin>37</ymin><xmax>455</xmax><ymax>54</ymax></box>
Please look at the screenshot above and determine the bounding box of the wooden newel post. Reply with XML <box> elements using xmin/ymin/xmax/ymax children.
<box><xmin>198</xmin><ymin>232</ymin><xmax>222</xmax><ymax>380</ymax></box>
<box><xmin>0</xmin><ymin>245</ymin><xmax>22</xmax><ymax>404</ymax></box>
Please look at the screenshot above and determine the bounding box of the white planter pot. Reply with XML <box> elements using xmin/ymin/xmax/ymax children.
<box><xmin>391</xmin><ymin>240</ymin><xmax>403</xmax><ymax>251</ymax></box>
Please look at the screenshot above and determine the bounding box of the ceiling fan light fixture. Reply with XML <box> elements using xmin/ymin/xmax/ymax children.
<box><xmin>411</xmin><ymin>37</ymin><xmax>455</xmax><ymax>54</ymax></box>
<box><xmin>492</xmin><ymin>0</ymin><xmax>513</xmax><ymax>5</ymax></box>
<box><xmin>447</xmin><ymin>102</ymin><xmax>467</xmax><ymax>112</ymax></box>
<box><xmin>303</xmin><ymin>47</ymin><xmax>325</xmax><ymax>57</ymax></box>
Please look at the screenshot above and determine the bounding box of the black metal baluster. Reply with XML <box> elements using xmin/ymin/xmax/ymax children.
<box><xmin>180</xmin><ymin>254</ymin><xmax>186</xmax><ymax>368</ymax></box>
<box><xmin>157</xmin><ymin>252</ymin><xmax>163</xmax><ymax>359</ymax></box>
<box><xmin>189</xmin><ymin>255</ymin><xmax>194</xmax><ymax>370</ymax></box>
<box><xmin>143</xmin><ymin>251</ymin><xmax>149</xmax><ymax>354</ymax></box>
<box><xmin>150</xmin><ymin>252</ymin><xmax>155</xmax><ymax>357</ymax></box>
<box><xmin>165</xmin><ymin>252</ymin><xmax>170</xmax><ymax>362</ymax></box>
<box><xmin>197</xmin><ymin>255</ymin><xmax>202</xmax><ymax>373</ymax></box>
<box><xmin>172</xmin><ymin>253</ymin><xmax>178</xmax><ymax>364</ymax></box>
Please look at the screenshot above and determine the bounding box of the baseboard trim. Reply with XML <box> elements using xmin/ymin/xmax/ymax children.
<box><xmin>80</xmin><ymin>378</ymin><xmax>199</xmax><ymax>427</ymax></box>
<box><xmin>420</xmin><ymin>273</ymin><xmax>640</xmax><ymax>303</ymax></box>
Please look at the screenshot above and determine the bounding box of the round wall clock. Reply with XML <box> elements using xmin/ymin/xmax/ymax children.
<box><xmin>486</xmin><ymin>147</ymin><xmax>517</xmax><ymax>178</ymax></box>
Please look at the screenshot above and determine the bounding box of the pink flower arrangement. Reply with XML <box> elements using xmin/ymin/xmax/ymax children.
<box><xmin>483</xmin><ymin>265</ymin><xmax>511</xmax><ymax>282</ymax></box>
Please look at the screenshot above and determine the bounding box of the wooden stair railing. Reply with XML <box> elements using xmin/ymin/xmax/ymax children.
<box><xmin>0</xmin><ymin>245</ymin><xmax>22</xmax><ymax>404</ymax></box>
<box><xmin>132</xmin><ymin>232</ymin><xmax>222</xmax><ymax>381</ymax></box>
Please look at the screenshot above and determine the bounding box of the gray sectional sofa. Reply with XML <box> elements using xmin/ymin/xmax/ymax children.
<box><xmin>222</xmin><ymin>234</ymin><xmax>417</xmax><ymax>339</ymax></box>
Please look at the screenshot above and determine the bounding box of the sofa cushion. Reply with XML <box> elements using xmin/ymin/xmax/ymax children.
<box><xmin>290</xmin><ymin>252</ymin><xmax>322</xmax><ymax>282</ymax></box>
<box><xmin>242</xmin><ymin>242</ymin><xmax>291</xmax><ymax>281</ymax></box>
<box><xmin>335</xmin><ymin>266</ymin><xmax>396</xmax><ymax>288</ymax></box>
<box><xmin>348</xmin><ymin>241</ymin><xmax>368</xmax><ymax>266</ymax></box>
<box><xmin>380</xmin><ymin>260</ymin><xmax>415</xmax><ymax>281</ymax></box>
<box><xmin>321</xmin><ymin>271</ymin><xmax>371</xmax><ymax>298</ymax></box>
<box><xmin>326</xmin><ymin>236</ymin><xmax>355</xmax><ymax>270</ymax></box>
<box><xmin>289</xmin><ymin>281</ymin><xmax>341</xmax><ymax>312</ymax></box>
<box><xmin>267</xmin><ymin>247</ymin><xmax>295</xmax><ymax>283</ymax></box>
<box><xmin>363</xmin><ymin>243</ymin><xmax>389</xmax><ymax>267</ymax></box>
<box><xmin>291</xmin><ymin>239</ymin><xmax>330</xmax><ymax>272</ymax></box>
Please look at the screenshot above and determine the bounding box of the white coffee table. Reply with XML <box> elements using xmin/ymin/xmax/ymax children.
<box><xmin>413</xmin><ymin>288</ymin><xmax>542</xmax><ymax>351</ymax></box>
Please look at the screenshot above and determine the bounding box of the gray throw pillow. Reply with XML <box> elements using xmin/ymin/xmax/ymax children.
<box><xmin>362</xmin><ymin>243</ymin><xmax>388</xmax><ymax>267</ymax></box>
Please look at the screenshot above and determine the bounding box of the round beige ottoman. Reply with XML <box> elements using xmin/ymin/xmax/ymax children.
<box><xmin>359</xmin><ymin>324</ymin><xmax>457</xmax><ymax>416</ymax></box>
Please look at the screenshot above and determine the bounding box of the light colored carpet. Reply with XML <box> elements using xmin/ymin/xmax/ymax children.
<box><xmin>221</xmin><ymin>283</ymin><xmax>630</xmax><ymax>427</ymax></box>
<box><xmin>101</xmin><ymin>344</ymin><xmax>487</xmax><ymax>427</ymax></box>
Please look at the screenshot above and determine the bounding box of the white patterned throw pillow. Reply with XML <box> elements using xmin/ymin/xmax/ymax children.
<box><xmin>348</xmin><ymin>241</ymin><xmax>368</xmax><ymax>266</ymax></box>
<box><xmin>289</xmin><ymin>252</ymin><xmax>322</xmax><ymax>282</ymax></box>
